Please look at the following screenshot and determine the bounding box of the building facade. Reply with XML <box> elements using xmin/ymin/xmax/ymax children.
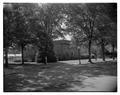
<box><xmin>53</xmin><ymin>40</ymin><xmax>89</xmax><ymax>61</ymax></box>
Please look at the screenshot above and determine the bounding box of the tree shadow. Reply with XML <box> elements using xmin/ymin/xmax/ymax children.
<box><xmin>4</xmin><ymin>61</ymin><xmax>117</xmax><ymax>92</ymax></box>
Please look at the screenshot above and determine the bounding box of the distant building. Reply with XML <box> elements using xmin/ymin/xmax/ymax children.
<box><xmin>53</xmin><ymin>40</ymin><xmax>89</xmax><ymax>60</ymax></box>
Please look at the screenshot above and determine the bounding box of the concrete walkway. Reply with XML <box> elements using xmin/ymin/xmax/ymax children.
<box><xmin>59</xmin><ymin>58</ymin><xmax>116</xmax><ymax>65</ymax></box>
<box><xmin>68</xmin><ymin>75</ymin><xmax>117</xmax><ymax>91</ymax></box>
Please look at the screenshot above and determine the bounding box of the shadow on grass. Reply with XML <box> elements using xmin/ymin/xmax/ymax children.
<box><xmin>4</xmin><ymin>61</ymin><xmax>117</xmax><ymax>92</ymax></box>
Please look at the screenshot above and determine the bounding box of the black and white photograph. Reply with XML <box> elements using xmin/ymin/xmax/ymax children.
<box><xmin>3</xmin><ymin>2</ymin><xmax>117</xmax><ymax>92</ymax></box>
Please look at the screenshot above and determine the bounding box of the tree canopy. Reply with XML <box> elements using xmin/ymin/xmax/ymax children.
<box><xmin>3</xmin><ymin>3</ymin><xmax>117</xmax><ymax>66</ymax></box>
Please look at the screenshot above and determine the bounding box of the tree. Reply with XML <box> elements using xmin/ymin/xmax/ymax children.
<box><xmin>9</xmin><ymin>3</ymin><xmax>67</xmax><ymax>64</ymax></box>
<box><xmin>109</xmin><ymin>23</ymin><xmax>117</xmax><ymax>60</ymax></box>
<box><xmin>104</xmin><ymin>3</ymin><xmax>117</xmax><ymax>60</ymax></box>
<box><xmin>63</xmin><ymin>3</ymin><xmax>117</xmax><ymax>62</ymax></box>
<box><xmin>10</xmin><ymin>4</ymin><xmax>34</xmax><ymax>65</ymax></box>
<box><xmin>95</xmin><ymin>14</ymin><xmax>111</xmax><ymax>61</ymax></box>
<box><xmin>3</xmin><ymin>4</ymin><xmax>15</xmax><ymax>67</ymax></box>
<box><xmin>29</xmin><ymin>4</ymin><xmax>68</xmax><ymax>64</ymax></box>
<box><xmin>9</xmin><ymin>3</ymin><xmax>45</xmax><ymax>64</ymax></box>
<box><xmin>95</xmin><ymin>3</ymin><xmax>117</xmax><ymax>61</ymax></box>
<box><xmin>3</xmin><ymin>3</ymin><xmax>67</xmax><ymax>65</ymax></box>
<box><xmin>63</xmin><ymin>4</ymin><xmax>102</xmax><ymax>63</ymax></box>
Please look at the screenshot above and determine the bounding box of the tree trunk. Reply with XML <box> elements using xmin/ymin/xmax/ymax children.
<box><xmin>4</xmin><ymin>47</ymin><xmax>8</xmax><ymax>67</ymax></box>
<box><xmin>35</xmin><ymin>50</ymin><xmax>39</xmax><ymax>63</ymax></box>
<box><xmin>101</xmin><ymin>39</ymin><xmax>105</xmax><ymax>61</ymax></box>
<box><xmin>112</xmin><ymin>44</ymin><xmax>115</xmax><ymax>60</ymax></box>
<box><xmin>88</xmin><ymin>39</ymin><xmax>92</xmax><ymax>63</ymax></box>
<box><xmin>44</xmin><ymin>56</ymin><xmax>47</xmax><ymax>65</ymax></box>
<box><xmin>21</xmin><ymin>44</ymin><xmax>24</xmax><ymax>65</ymax></box>
<box><xmin>41</xmin><ymin>51</ymin><xmax>47</xmax><ymax>65</ymax></box>
<box><xmin>78</xmin><ymin>48</ymin><xmax>81</xmax><ymax>64</ymax></box>
<box><xmin>42</xmin><ymin>55</ymin><xmax>47</xmax><ymax>65</ymax></box>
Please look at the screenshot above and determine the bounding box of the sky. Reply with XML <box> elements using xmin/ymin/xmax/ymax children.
<box><xmin>54</xmin><ymin>34</ymin><xmax>72</xmax><ymax>41</ymax></box>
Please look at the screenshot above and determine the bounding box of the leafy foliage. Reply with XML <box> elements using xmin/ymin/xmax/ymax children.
<box><xmin>3</xmin><ymin>3</ymin><xmax>117</xmax><ymax>65</ymax></box>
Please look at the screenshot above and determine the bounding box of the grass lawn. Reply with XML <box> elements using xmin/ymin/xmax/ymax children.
<box><xmin>4</xmin><ymin>61</ymin><xmax>117</xmax><ymax>92</ymax></box>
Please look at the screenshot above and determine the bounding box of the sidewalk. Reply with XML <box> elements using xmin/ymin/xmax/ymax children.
<box><xmin>59</xmin><ymin>58</ymin><xmax>116</xmax><ymax>65</ymax></box>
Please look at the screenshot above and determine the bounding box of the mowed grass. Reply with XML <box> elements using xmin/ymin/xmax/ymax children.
<box><xmin>4</xmin><ymin>61</ymin><xmax>117</xmax><ymax>92</ymax></box>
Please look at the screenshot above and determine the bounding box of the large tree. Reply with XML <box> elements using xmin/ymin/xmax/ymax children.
<box><xmin>29</xmin><ymin>4</ymin><xmax>67</xmax><ymax>64</ymax></box>
<box><xmin>95</xmin><ymin>3</ymin><xmax>117</xmax><ymax>61</ymax></box>
<box><xmin>4</xmin><ymin>3</ymin><xmax>38</xmax><ymax>65</ymax></box>
<box><xmin>63</xmin><ymin>4</ymin><xmax>102</xmax><ymax>63</ymax></box>
<box><xmin>3</xmin><ymin>3</ymin><xmax>67</xmax><ymax>65</ymax></box>
<box><xmin>11</xmin><ymin>4</ymin><xmax>34</xmax><ymax>65</ymax></box>
<box><xmin>63</xmin><ymin>3</ymin><xmax>117</xmax><ymax>62</ymax></box>
<box><xmin>3</xmin><ymin>4</ymin><xmax>15</xmax><ymax>67</ymax></box>
<box><xmin>95</xmin><ymin>16</ymin><xmax>111</xmax><ymax>61</ymax></box>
